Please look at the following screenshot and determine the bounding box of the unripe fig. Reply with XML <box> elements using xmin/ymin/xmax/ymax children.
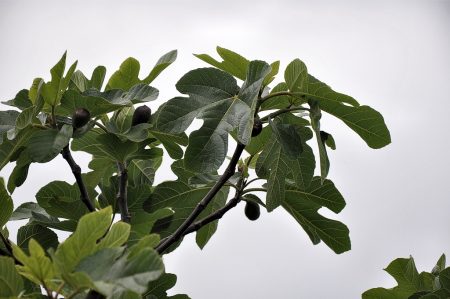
<box><xmin>131</xmin><ymin>105</ymin><xmax>151</xmax><ymax>126</ymax></box>
<box><xmin>72</xmin><ymin>108</ymin><xmax>91</xmax><ymax>129</ymax></box>
<box><xmin>244</xmin><ymin>201</ymin><xmax>260</xmax><ymax>221</ymax></box>
<box><xmin>251</xmin><ymin>118</ymin><xmax>263</xmax><ymax>137</ymax></box>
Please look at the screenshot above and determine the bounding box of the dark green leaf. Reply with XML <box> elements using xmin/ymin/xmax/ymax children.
<box><xmin>285</xmin><ymin>58</ymin><xmax>308</xmax><ymax>92</ymax></box>
<box><xmin>27</xmin><ymin>125</ymin><xmax>72</xmax><ymax>163</ymax></box>
<box><xmin>0</xmin><ymin>178</ymin><xmax>13</xmax><ymax>227</ymax></box>
<box><xmin>2</xmin><ymin>89</ymin><xmax>32</xmax><ymax>110</ymax></box>
<box><xmin>0</xmin><ymin>126</ymin><xmax>35</xmax><ymax>171</ymax></box>
<box><xmin>17</xmin><ymin>224</ymin><xmax>58</xmax><ymax>253</ymax></box>
<box><xmin>142</xmin><ymin>50</ymin><xmax>178</xmax><ymax>85</ymax></box>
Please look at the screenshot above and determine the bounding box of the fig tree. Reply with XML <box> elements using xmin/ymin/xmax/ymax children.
<box><xmin>244</xmin><ymin>200</ymin><xmax>260</xmax><ymax>221</ymax></box>
<box><xmin>132</xmin><ymin>105</ymin><xmax>152</xmax><ymax>126</ymax></box>
<box><xmin>72</xmin><ymin>108</ymin><xmax>91</xmax><ymax>129</ymax></box>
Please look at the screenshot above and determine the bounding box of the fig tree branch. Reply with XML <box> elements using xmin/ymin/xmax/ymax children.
<box><xmin>260</xmin><ymin>107</ymin><xmax>310</xmax><ymax>122</ymax></box>
<box><xmin>61</xmin><ymin>145</ymin><xmax>95</xmax><ymax>212</ymax></box>
<box><xmin>155</xmin><ymin>142</ymin><xmax>246</xmax><ymax>254</ymax></box>
<box><xmin>117</xmin><ymin>162</ymin><xmax>131</xmax><ymax>223</ymax></box>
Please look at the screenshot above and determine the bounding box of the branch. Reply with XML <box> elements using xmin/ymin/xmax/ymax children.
<box><xmin>117</xmin><ymin>162</ymin><xmax>131</xmax><ymax>223</ymax></box>
<box><xmin>183</xmin><ymin>193</ymin><xmax>242</xmax><ymax>236</ymax></box>
<box><xmin>155</xmin><ymin>142</ymin><xmax>246</xmax><ymax>254</ymax></box>
<box><xmin>61</xmin><ymin>145</ymin><xmax>95</xmax><ymax>212</ymax></box>
<box><xmin>241</xmin><ymin>188</ymin><xmax>267</xmax><ymax>195</ymax></box>
<box><xmin>260</xmin><ymin>107</ymin><xmax>310</xmax><ymax>122</ymax></box>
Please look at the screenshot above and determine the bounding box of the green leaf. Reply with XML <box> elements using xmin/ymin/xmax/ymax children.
<box><xmin>128</xmin><ymin>159</ymin><xmax>160</xmax><ymax>187</ymax></box>
<box><xmin>260</xmin><ymin>82</ymin><xmax>291</xmax><ymax>111</ymax></box>
<box><xmin>305</xmin><ymin>75</ymin><xmax>391</xmax><ymax>148</ymax></box>
<box><xmin>255</xmin><ymin>138</ymin><xmax>286</xmax><ymax>212</ymax></box>
<box><xmin>156</xmin><ymin>61</ymin><xmax>270</xmax><ymax>173</ymax></box>
<box><xmin>90</xmin><ymin>65</ymin><xmax>107</xmax><ymax>90</ymax></box>
<box><xmin>17</xmin><ymin>224</ymin><xmax>59</xmax><ymax>253</ymax></box>
<box><xmin>0</xmin><ymin>126</ymin><xmax>35</xmax><ymax>171</ymax></box>
<box><xmin>263</xmin><ymin>61</ymin><xmax>280</xmax><ymax>86</ymax></box>
<box><xmin>2</xmin><ymin>89</ymin><xmax>32</xmax><ymax>110</ymax></box>
<box><xmin>0</xmin><ymin>256</ymin><xmax>24</xmax><ymax>297</ymax></box>
<box><xmin>244</xmin><ymin>125</ymin><xmax>272</xmax><ymax>155</ymax></box>
<box><xmin>53</xmin><ymin>207</ymin><xmax>113</xmax><ymax>273</ymax></box>
<box><xmin>0</xmin><ymin>110</ymin><xmax>19</xmax><ymax>144</ymax></box>
<box><xmin>97</xmin><ymin>222</ymin><xmax>130</xmax><ymax>250</ymax></box>
<box><xmin>0</xmin><ymin>178</ymin><xmax>14</xmax><ymax>227</ymax></box>
<box><xmin>144</xmin><ymin>273</ymin><xmax>190</xmax><ymax>299</ymax></box>
<box><xmin>13</xmin><ymin>239</ymin><xmax>55</xmax><ymax>286</ymax></box>
<box><xmin>270</xmin><ymin>118</ymin><xmax>303</xmax><ymax>158</ymax></box>
<box><xmin>194</xmin><ymin>46</ymin><xmax>249</xmax><ymax>80</ymax></box>
<box><xmin>71</xmin><ymin>129</ymin><xmax>138</xmax><ymax>162</ymax></box>
<box><xmin>75</xmin><ymin>246</ymin><xmax>164</xmax><ymax>297</ymax></box>
<box><xmin>144</xmin><ymin>180</ymin><xmax>228</xmax><ymax>242</ymax></box>
<box><xmin>309</xmin><ymin>100</ymin><xmax>329</xmax><ymax>181</ymax></box>
<box><xmin>27</xmin><ymin>125</ymin><xmax>72</xmax><ymax>163</ymax></box>
<box><xmin>124</xmin><ymin>83</ymin><xmax>159</xmax><ymax>103</ymax></box>
<box><xmin>58</xmin><ymin>89</ymin><xmax>131</xmax><ymax>117</ymax></box>
<box><xmin>285</xmin><ymin>59</ymin><xmax>308</xmax><ymax>92</ymax></box>
<box><xmin>106</xmin><ymin>57</ymin><xmax>141</xmax><ymax>91</ymax></box>
<box><xmin>41</xmin><ymin>52</ymin><xmax>78</xmax><ymax>106</ymax></box>
<box><xmin>149</xmin><ymin>130</ymin><xmax>188</xmax><ymax>160</ymax></box>
<box><xmin>143</xmin><ymin>50</ymin><xmax>178</xmax><ymax>85</ymax></box>
<box><xmin>129</xmin><ymin>209</ymin><xmax>174</xmax><ymax>246</ymax></box>
<box><xmin>363</xmin><ymin>256</ymin><xmax>437</xmax><ymax>299</ymax></box>
<box><xmin>36</xmin><ymin>181</ymin><xmax>91</xmax><ymax>220</ymax></box>
<box><xmin>282</xmin><ymin>188</ymin><xmax>350</xmax><ymax>254</ymax></box>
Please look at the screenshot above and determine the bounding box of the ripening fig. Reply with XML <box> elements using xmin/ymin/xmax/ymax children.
<box><xmin>244</xmin><ymin>201</ymin><xmax>260</xmax><ymax>221</ymax></box>
<box><xmin>131</xmin><ymin>105</ymin><xmax>152</xmax><ymax>126</ymax></box>
<box><xmin>72</xmin><ymin>108</ymin><xmax>91</xmax><ymax>129</ymax></box>
<box><xmin>251</xmin><ymin>117</ymin><xmax>263</xmax><ymax>137</ymax></box>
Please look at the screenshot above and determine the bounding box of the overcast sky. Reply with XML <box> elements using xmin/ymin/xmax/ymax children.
<box><xmin>1</xmin><ymin>0</ymin><xmax>449</xmax><ymax>298</ymax></box>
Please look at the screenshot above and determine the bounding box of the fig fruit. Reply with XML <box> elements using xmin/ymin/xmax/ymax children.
<box><xmin>244</xmin><ymin>201</ymin><xmax>260</xmax><ymax>221</ymax></box>
<box><xmin>72</xmin><ymin>108</ymin><xmax>91</xmax><ymax>129</ymax></box>
<box><xmin>251</xmin><ymin>117</ymin><xmax>263</xmax><ymax>137</ymax></box>
<box><xmin>131</xmin><ymin>105</ymin><xmax>151</xmax><ymax>126</ymax></box>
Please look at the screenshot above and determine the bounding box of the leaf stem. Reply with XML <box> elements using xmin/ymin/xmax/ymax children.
<box><xmin>260</xmin><ymin>107</ymin><xmax>310</xmax><ymax>122</ymax></box>
<box><xmin>95</xmin><ymin>121</ymin><xmax>108</xmax><ymax>133</ymax></box>
<box><xmin>259</xmin><ymin>91</ymin><xmax>295</xmax><ymax>104</ymax></box>
<box><xmin>244</xmin><ymin>178</ymin><xmax>264</xmax><ymax>188</ymax></box>
<box><xmin>117</xmin><ymin>162</ymin><xmax>131</xmax><ymax>223</ymax></box>
<box><xmin>61</xmin><ymin>145</ymin><xmax>95</xmax><ymax>212</ymax></box>
<box><xmin>155</xmin><ymin>142</ymin><xmax>246</xmax><ymax>254</ymax></box>
<box><xmin>241</xmin><ymin>188</ymin><xmax>267</xmax><ymax>195</ymax></box>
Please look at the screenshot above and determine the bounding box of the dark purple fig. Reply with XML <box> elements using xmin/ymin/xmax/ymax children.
<box><xmin>72</xmin><ymin>108</ymin><xmax>91</xmax><ymax>129</ymax></box>
<box><xmin>244</xmin><ymin>201</ymin><xmax>260</xmax><ymax>221</ymax></box>
<box><xmin>251</xmin><ymin>118</ymin><xmax>263</xmax><ymax>137</ymax></box>
<box><xmin>131</xmin><ymin>105</ymin><xmax>151</xmax><ymax>126</ymax></box>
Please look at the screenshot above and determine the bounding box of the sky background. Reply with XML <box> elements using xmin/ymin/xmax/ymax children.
<box><xmin>0</xmin><ymin>0</ymin><xmax>449</xmax><ymax>298</ymax></box>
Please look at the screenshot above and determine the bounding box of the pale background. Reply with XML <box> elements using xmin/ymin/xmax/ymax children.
<box><xmin>0</xmin><ymin>0</ymin><xmax>449</xmax><ymax>298</ymax></box>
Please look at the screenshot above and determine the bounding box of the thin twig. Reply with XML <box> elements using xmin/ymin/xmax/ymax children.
<box><xmin>95</xmin><ymin>121</ymin><xmax>108</xmax><ymax>133</ymax></box>
<box><xmin>61</xmin><ymin>145</ymin><xmax>95</xmax><ymax>212</ymax></box>
<box><xmin>117</xmin><ymin>162</ymin><xmax>131</xmax><ymax>223</ymax></box>
<box><xmin>244</xmin><ymin>178</ymin><xmax>264</xmax><ymax>188</ymax></box>
<box><xmin>260</xmin><ymin>107</ymin><xmax>310</xmax><ymax>122</ymax></box>
<box><xmin>155</xmin><ymin>143</ymin><xmax>246</xmax><ymax>254</ymax></box>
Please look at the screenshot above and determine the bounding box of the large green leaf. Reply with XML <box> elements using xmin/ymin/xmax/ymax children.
<box><xmin>149</xmin><ymin>130</ymin><xmax>188</xmax><ymax>160</ymax></box>
<box><xmin>53</xmin><ymin>207</ymin><xmax>116</xmax><ymax>273</ymax></box>
<box><xmin>128</xmin><ymin>159</ymin><xmax>161</xmax><ymax>188</ymax></box>
<box><xmin>36</xmin><ymin>181</ymin><xmax>92</xmax><ymax>220</ymax></box>
<box><xmin>0</xmin><ymin>178</ymin><xmax>13</xmax><ymax>228</ymax></box>
<box><xmin>0</xmin><ymin>256</ymin><xmax>24</xmax><ymax>297</ymax></box>
<box><xmin>27</xmin><ymin>125</ymin><xmax>72</xmax><ymax>163</ymax></box>
<box><xmin>305</xmin><ymin>75</ymin><xmax>391</xmax><ymax>148</ymax></box>
<box><xmin>156</xmin><ymin>61</ymin><xmax>270</xmax><ymax>172</ymax></box>
<box><xmin>282</xmin><ymin>185</ymin><xmax>350</xmax><ymax>254</ymax></box>
<box><xmin>129</xmin><ymin>209</ymin><xmax>173</xmax><ymax>246</ymax></box>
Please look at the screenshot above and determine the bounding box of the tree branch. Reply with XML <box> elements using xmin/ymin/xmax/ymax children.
<box><xmin>183</xmin><ymin>193</ymin><xmax>242</xmax><ymax>236</ymax></box>
<box><xmin>61</xmin><ymin>145</ymin><xmax>95</xmax><ymax>212</ymax></box>
<box><xmin>260</xmin><ymin>107</ymin><xmax>310</xmax><ymax>122</ymax></box>
<box><xmin>155</xmin><ymin>142</ymin><xmax>246</xmax><ymax>254</ymax></box>
<box><xmin>117</xmin><ymin>162</ymin><xmax>131</xmax><ymax>223</ymax></box>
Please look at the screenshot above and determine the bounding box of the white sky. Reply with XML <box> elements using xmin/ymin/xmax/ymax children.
<box><xmin>0</xmin><ymin>0</ymin><xmax>449</xmax><ymax>298</ymax></box>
